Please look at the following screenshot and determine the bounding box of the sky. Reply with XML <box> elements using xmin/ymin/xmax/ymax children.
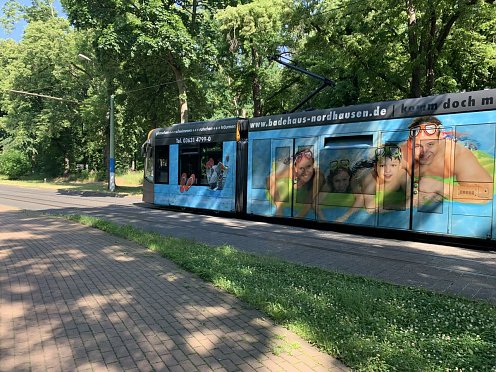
<box><xmin>0</xmin><ymin>0</ymin><xmax>65</xmax><ymax>42</ymax></box>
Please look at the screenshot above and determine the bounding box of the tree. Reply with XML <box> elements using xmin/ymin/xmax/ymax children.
<box><xmin>287</xmin><ymin>0</ymin><xmax>496</xmax><ymax>108</ymax></box>
<box><xmin>215</xmin><ymin>0</ymin><xmax>292</xmax><ymax>117</ymax></box>
<box><xmin>0</xmin><ymin>5</ymin><xmax>93</xmax><ymax>176</ymax></box>
<box><xmin>61</xmin><ymin>0</ymin><xmax>239</xmax><ymax>124</ymax></box>
<box><xmin>0</xmin><ymin>149</ymin><xmax>31</xmax><ymax>179</ymax></box>
<box><xmin>406</xmin><ymin>0</ymin><xmax>496</xmax><ymax>97</ymax></box>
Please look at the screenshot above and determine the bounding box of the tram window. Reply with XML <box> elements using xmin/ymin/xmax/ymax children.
<box><xmin>324</xmin><ymin>135</ymin><xmax>373</xmax><ymax>148</ymax></box>
<box><xmin>252</xmin><ymin>140</ymin><xmax>270</xmax><ymax>189</ymax></box>
<box><xmin>200</xmin><ymin>143</ymin><xmax>222</xmax><ymax>186</ymax></box>
<box><xmin>178</xmin><ymin>142</ymin><xmax>223</xmax><ymax>186</ymax></box>
<box><xmin>144</xmin><ymin>146</ymin><xmax>153</xmax><ymax>182</ymax></box>
<box><xmin>179</xmin><ymin>145</ymin><xmax>199</xmax><ymax>185</ymax></box>
<box><xmin>155</xmin><ymin>145</ymin><xmax>169</xmax><ymax>184</ymax></box>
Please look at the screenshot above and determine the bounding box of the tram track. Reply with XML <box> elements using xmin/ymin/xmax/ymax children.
<box><xmin>0</xmin><ymin>185</ymin><xmax>488</xmax><ymax>258</ymax></box>
<box><xmin>1</xmin><ymin>184</ymin><xmax>495</xmax><ymax>284</ymax></box>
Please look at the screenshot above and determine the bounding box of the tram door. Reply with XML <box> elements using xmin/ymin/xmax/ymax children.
<box><xmin>374</xmin><ymin>131</ymin><xmax>411</xmax><ymax>230</ymax></box>
<box><xmin>379</xmin><ymin>127</ymin><xmax>452</xmax><ymax>234</ymax></box>
<box><xmin>268</xmin><ymin>137</ymin><xmax>318</xmax><ymax>219</ymax></box>
<box><xmin>269</xmin><ymin>139</ymin><xmax>294</xmax><ymax>218</ymax></box>
<box><xmin>409</xmin><ymin>126</ymin><xmax>454</xmax><ymax>234</ymax></box>
<box><xmin>293</xmin><ymin>138</ymin><xmax>319</xmax><ymax>220</ymax></box>
<box><xmin>142</xmin><ymin>140</ymin><xmax>154</xmax><ymax>204</ymax></box>
<box><xmin>376</xmin><ymin>129</ymin><xmax>451</xmax><ymax>234</ymax></box>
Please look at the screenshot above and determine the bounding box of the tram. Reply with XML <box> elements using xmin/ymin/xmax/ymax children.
<box><xmin>142</xmin><ymin>88</ymin><xmax>496</xmax><ymax>241</ymax></box>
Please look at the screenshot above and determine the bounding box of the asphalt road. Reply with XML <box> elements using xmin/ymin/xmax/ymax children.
<box><xmin>1</xmin><ymin>184</ymin><xmax>495</xmax><ymax>304</ymax></box>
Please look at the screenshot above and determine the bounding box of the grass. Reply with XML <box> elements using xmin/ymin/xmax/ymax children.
<box><xmin>0</xmin><ymin>171</ymin><xmax>143</xmax><ymax>195</ymax></box>
<box><xmin>65</xmin><ymin>214</ymin><xmax>496</xmax><ymax>371</ymax></box>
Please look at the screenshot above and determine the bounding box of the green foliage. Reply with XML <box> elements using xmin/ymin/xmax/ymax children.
<box><xmin>66</xmin><ymin>215</ymin><xmax>496</xmax><ymax>371</ymax></box>
<box><xmin>279</xmin><ymin>0</ymin><xmax>496</xmax><ymax>108</ymax></box>
<box><xmin>0</xmin><ymin>149</ymin><xmax>31</xmax><ymax>179</ymax></box>
<box><xmin>0</xmin><ymin>0</ymin><xmax>23</xmax><ymax>34</ymax></box>
<box><xmin>116</xmin><ymin>170</ymin><xmax>143</xmax><ymax>186</ymax></box>
<box><xmin>0</xmin><ymin>14</ymin><xmax>91</xmax><ymax>176</ymax></box>
<box><xmin>1</xmin><ymin>0</ymin><xmax>495</xmax><ymax>176</ymax></box>
<box><xmin>215</xmin><ymin>0</ymin><xmax>293</xmax><ymax>116</ymax></box>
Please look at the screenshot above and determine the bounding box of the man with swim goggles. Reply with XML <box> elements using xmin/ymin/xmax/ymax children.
<box><xmin>406</xmin><ymin>116</ymin><xmax>443</xmax><ymax>167</ymax></box>
<box><xmin>401</xmin><ymin>115</ymin><xmax>492</xmax><ymax>204</ymax></box>
<box><xmin>408</xmin><ymin>121</ymin><xmax>442</xmax><ymax>138</ymax></box>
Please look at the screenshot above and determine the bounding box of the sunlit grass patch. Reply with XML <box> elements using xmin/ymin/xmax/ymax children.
<box><xmin>0</xmin><ymin>170</ymin><xmax>142</xmax><ymax>195</ymax></box>
<box><xmin>66</xmin><ymin>215</ymin><xmax>496</xmax><ymax>371</ymax></box>
<box><xmin>116</xmin><ymin>170</ymin><xmax>143</xmax><ymax>186</ymax></box>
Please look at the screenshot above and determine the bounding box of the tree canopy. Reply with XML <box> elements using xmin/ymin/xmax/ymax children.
<box><xmin>1</xmin><ymin>0</ymin><xmax>494</xmax><ymax>178</ymax></box>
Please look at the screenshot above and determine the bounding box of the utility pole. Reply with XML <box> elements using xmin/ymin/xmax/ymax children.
<box><xmin>78</xmin><ymin>53</ymin><xmax>116</xmax><ymax>192</ymax></box>
<box><xmin>109</xmin><ymin>94</ymin><xmax>116</xmax><ymax>192</ymax></box>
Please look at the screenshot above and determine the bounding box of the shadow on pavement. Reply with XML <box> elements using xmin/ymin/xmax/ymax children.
<box><xmin>0</xmin><ymin>211</ymin><xmax>342</xmax><ymax>371</ymax></box>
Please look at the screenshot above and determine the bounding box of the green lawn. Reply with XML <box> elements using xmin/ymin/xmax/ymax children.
<box><xmin>0</xmin><ymin>172</ymin><xmax>142</xmax><ymax>195</ymax></box>
<box><xmin>66</xmin><ymin>215</ymin><xmax>496</xmax><ymax>371</ymax></box>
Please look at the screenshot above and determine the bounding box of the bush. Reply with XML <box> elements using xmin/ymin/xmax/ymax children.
<box><xmin>0</xmin><ymin>150</ymin><xmax>31</xmax><ymax>179</ymax></box>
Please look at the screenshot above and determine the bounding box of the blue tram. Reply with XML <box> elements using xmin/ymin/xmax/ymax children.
<box><xmin>142</xmin><ymin>88</ymin><xmax>496</xmax><ymax>241</ymax></box>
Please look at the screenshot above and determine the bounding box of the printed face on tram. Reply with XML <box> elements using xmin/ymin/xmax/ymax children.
<box><xmin>294</xmin><ymin>151</ymin><xmax>314</xmax><ymax>185</ymax></box>
<box><xmin>409</xmin><ymin>122</ymin><xmax>442</xmax><ymax>166</ymax></box>
<box><xmin>376</xmin><ymin>157</ymin><xmax>401</xmax><ymax>183</ymax></box>
<box><xmin>415</xmin><ymin>136</ymin><xmax>441</xmax><ymax>166</ymax></box>
<box><xmin>332</xmin><ymin>169</ymin><xmax>350</xmax><ymax>192</ymax></box>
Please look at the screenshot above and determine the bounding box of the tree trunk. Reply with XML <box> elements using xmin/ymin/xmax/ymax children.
<box><xmin>425</xmin><ymin>7</ymin><xmax>464</xmax><ymax>94</ymax></box>
<box><xmin>191</xmin><ymin>0</ymin><xmax>198</xmax><ymax>31</ymax></box>
<box><xmin>406</xmin><ymin>0</ymin><xmax>422</xmax><ymax>98</ymax></box>
<box><xmin>425</xmin><ymin>9</ymin><xmax>436</xmax><ymax>96</ymax></box>
<box><xmin>167</xmin><ymin>52</ymin><xmax>189</xmax><ymax>123</ymax></box>
<box><xmin>409</xmin><ymin>0</ymin><xmax>473</xmax><ymax>96</ymax></box>
<box><xmin>251</xmin><ymin>45</ymin><xmax>262</xmax><ymax>117</ymax></box>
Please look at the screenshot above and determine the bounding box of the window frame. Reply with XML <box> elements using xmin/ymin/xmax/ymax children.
<box><xmin>154</xmin><ymin>145</ymin><xmax>169</xmax><ymax>184</ymax></box>
<box><xmin>144</xmin><ymin>145</ymin><xmax>154</xmax><ymax>182</ymax></box>
<box><xmin>178</xmin><ymin>142</ymin><xmax>223</xmax><ymax>186</ymax></box>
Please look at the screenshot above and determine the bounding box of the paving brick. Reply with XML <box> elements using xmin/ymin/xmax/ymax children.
<box><xmin>0</xmin><ymin>211</ymin><xmax>348</xmax><ymax>372</ymax></box>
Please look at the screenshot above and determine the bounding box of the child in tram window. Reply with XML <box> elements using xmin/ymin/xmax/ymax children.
<box><xmin>205</xmin><ymin>157</ymin><xmax>229</xmax><ymax>190</ymax></box>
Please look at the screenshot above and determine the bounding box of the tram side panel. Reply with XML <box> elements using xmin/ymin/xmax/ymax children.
<box><xmin>405</xmin><ymin>113</ymin><xmax>495</xmax><ymax>239</ymax></box>
<box><xmin>441</xmin><ymin>113</ymin><xmax>496</xmax><ymax>239</ymax></box>
<box><xmin>247</xmin><ymin>104</ymin><xmax>496</xmax><ymax>240</ymax></box>
<box><xmin>160</xmin><ymin>141</ymin><xmax>237</xmax><ymax>212</ymax></box>
<box><xmin>246</xmin><ymin>122</ymin><xmax>385</xmax><ymax>226</ymax></box>
<box><xmin>148</xmin><ymin>118</ymin><xmax>241</xmax><ymax>213</ymax></box>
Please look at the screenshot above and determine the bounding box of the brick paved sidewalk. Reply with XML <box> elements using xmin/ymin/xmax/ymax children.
<box><xmin>0</xmin><ymin>210</ymin><xmax>348</xmax><ymax>372</ymax></box>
